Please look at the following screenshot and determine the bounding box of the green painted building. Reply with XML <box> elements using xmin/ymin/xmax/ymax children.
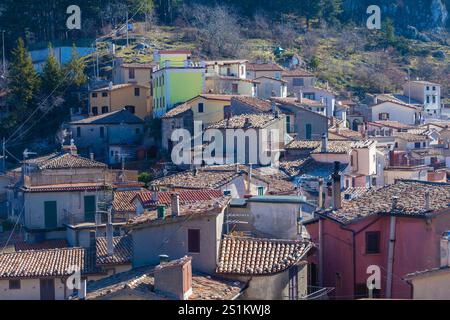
<box><xmin>152</xmin><ymin>50</ymin><xmax>206</xmax><ymax>118</ymax></box>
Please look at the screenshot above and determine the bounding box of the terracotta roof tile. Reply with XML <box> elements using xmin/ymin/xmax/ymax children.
<box><xmin>0</xmin><ymin>247</ymin><xmax>98</xmax><ymax>279</ymax></box>
<box><xmin>246</xmin><ymin>63</ymin><xmax>284</xmax><ymax>72</ymax></box>
<box><xmin>282</xmin><ymin>69</ymin><xmax>314</xmax><ymax>77</ymax></box>
<box><xmin>208</xmin><ymin>113</ymin><xmax>280</xmax><ymax>129</ymax></box>
<box><xmin>96</xmin><ymin>236</ymin><xmax>133</xmax><ymax>266</ymax></box>
<box><xmin>231</xmin><ymin>96</ymin><xmax>273</xmax><ymax>112</ymax></box>
<box><xmin>15</xmin><ymin>240</ymin><xmax>68</xmax><ymax>251</ymax></box>
<box><xmin>85</xmin><ymin>266</ymin><xmax>245</xmax><ymax>300</ymax></box>
<box><xmin>25</xmin><ymin>153</ymin><xmax>107</xmax><ymax>170</ymax></box>
<box><xmin>113</xmin><ymin>188</ymin><xmax>147</xmax><ymax>213</ymax></box>
<box><xmin>216</xmin><ymin>236</ymin><xmax>312</xmax><ymax>275</ymax></box>
<box><xmin>322</xmin><ymin>180</ymin><xmax>450</xmax><ymax>224</ymax></box>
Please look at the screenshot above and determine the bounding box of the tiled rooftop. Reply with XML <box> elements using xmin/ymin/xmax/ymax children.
<box><xmin>279</xmin><ymin>157</ymin><xmax>314</xmax><ymax>177</ymax></box>
<box><xmin>70</xmin><ymin>109</ymin><xmax>144</xmax><ymax>125</ymax></box>
<box><xmin>321</xmin><ymin>180</ymin><xmax>450</xmax><ymax>224</ymax></box>
<box><xmin>282</xmin><ymin>69</ymin><xmax>314</xmax><ymax>77</ymax></box>
<box><xmin>246</xmin><ymin>63</ymin><xmax>284</xmax><ymax>72</ymax></box>
<box><xmin>216</xmin><ymin>236</ymin><xmax>312</xmax><ymax>275</ymax></box>
<box><xmin>285</xmin><ymin>139</ymin><xmax>355</xmax><ymax>154</ymax></box>
<box><xmin>394</xmin><ymin>132</ymin><xmax>429</xmax><ymax>142</ymax></box>
<box><xmin>372</xmin><ymin>120</ymin><xmax>412</xmax><ymax>130</ymax></box>
<box><xmin>113</xmin><ymin>188</ymin><xmax>147</xmax><ymax>213</ymax></box>
<box><xmin>208</xmin><ymin>113</ymin><xmax>280</xmax><ymax>129</ymax></box>
<box><xmin>136</xmin><ymin>189</ymin><xmax>225</xmax><ymax>207</ymax></box>
<box><xmin>272</xmin><ymin>97</ymin><xmax>323</xmax><ymax>107</ymax></box>
<box><xmin>0</xmin><ymin>247</ymin><xmax>97</xmax><ymax>279</ymax></box>
<box><xmin>24</xmin><ymin>152</ymin><xmax>107</xmax><ymax>170</ymax></box>
<box><xmin>231</xmin><ymin>96</ymin><xmax>273</xmax><ymax>112</ymax></box>
<box><xmin>127</xmin><ymin>195</ymin><xmax>231</xmax><ymax>229</ymax></box>
<box><xmin>328</xmin><ymin>128</ymin><xmax>363</xmax><ymax>140</ymax></box>
<box><xmin>85</xmin><ymin>266</ymin><xmax>245</xmax><ymax>300</ymax></box>
<box><xmin>161</xmin><ymin>102</ymin><xmax>191</xmax><ymax>118</ymax></box>
<box><xmin>96</xmin><ymin>236</ymin><xmax>133</xmax><ymax>266</ymax></box>
<box><xmin>21</xmin><ymin>182</ymin><xmax>107</xmax><ymax>193</ymax></box>
<box><xmin>151</xmin><ymin>165</ymin><xmax>244</xmax><ymax>189</ymax></box>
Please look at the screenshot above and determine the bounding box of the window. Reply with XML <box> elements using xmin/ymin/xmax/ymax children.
<box><xmin>101</xmin><ymin>106</ymin><xmax>108</xmax><ymax>114</ymax></box>
<box><xmin>125</xmin><ymin>105</ymin><xmax>136</xmax><ymax>114</ymax></box>
<box><xmin>426</xmin><ymin>86</ymin><xmax>430</xmax><ymax>91</ymax></box>
<box><xmin>92</xmin><ymin>93</ymin><xmax>97</xmax><ymax>98</ymax></box>
<box><xmin>134</xmin><ymin>88</ymin><xmax>140</xmax><ymax>96</ymax></box>
<box><xmin>426</xmin><ymin>96</ymin><xmax>430</xmax><ymax>104</ymax></box>
<box><xmin>432</xmin><ymin>96</ymin><xmax>436</xmax><ymax>103</ymax></box>
<box><xmin>102</xmin><ymin>92</ymin><xmax>108</xmax><ymax>97</ymax></box>
<box><xmin>129</xmin><ymin>68</ymin><xmax>135</xmax><ymax>79</ymax></box>
<box><xmin>188</xmin><ymin>229</ymin><xmax>200</xmax><ymax>253</ymax></box>
<box><xmin>136</xmin><ymin>128</ymin><xmax>140</xmax><ymax>135</ymax></box>
<box><xmin>304</xmin><ymin>93</ymin><xmax>315</xmax><ymax>100</ymax></box>
<box><xmin>422</xmin><ymin>142</ymin><xmax>426</xmax><ymax>147</ymax></box>
<box><xmin>100</xmin><ymin>127</ymin><xmax>105</xmax><ymax>138</ymax></box>
<box><xmin>92</xmin><ymin>107</ymin><xmax>98</xmax><ymax>116</ymax></box>
<box><xmin>198</xmin><ymin>103</ymin><xmax>204</xmax><ymax>113</ymax></box>
<box><xmin>76</xmin><ymin>127</ymin><xmax>81</xmax><ymax>138</ymax></box>
<box><xmin>414</xmin><ymin>142</ymin><xmax>421</xmax><ymax>149</ymax></box>
<box><xmin>293</xmin><ymin>78</ymin><xmax>304</xmax><ymax>87</ymax></box>
<box><xmin>223</xmin><ymin>190</ymin><xmax>232</xmax><ymax>196</ymax></box>
<box><xmin>432</xmin><ymin>86</ymin><xmax>436</xmax><ymax>91</ymax></box>
<box><xmin>366</xmin><ymin>231</ymin><xmax>380</xmax><ymax>254</ymax></box>
<box><xmin>378</xmin><ymin>113</ymin><xmax>389</xmax><ymax>120</ymax></box>
<box><xmin>257</xmin><ymin>186</ymin><xmax>264</xmax><ymax>196</ymax></box>
<box><xmin>9</xmin><ymin>280</ymin><xmax>21</xmax><ymax>290</ymax></box>
<box><xmin>231</xmin><ymin>83</ymin><xmax>239</xmax><ymax>94</ymax></box>
<box><xmin>240</xmin><ymin>65</ymin><xmax>245</xmax><ymax>76</ymax></box>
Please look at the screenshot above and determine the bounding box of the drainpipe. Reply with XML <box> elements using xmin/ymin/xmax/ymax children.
<box><xmin>386</xmin><ymin>215</ymin><xmax>397</xmax><ymax>298</ymax></box>
<box><xmin>318</xmin><ymin>217</ymin><xmax>324</xmax><ymax>287</ymax></box>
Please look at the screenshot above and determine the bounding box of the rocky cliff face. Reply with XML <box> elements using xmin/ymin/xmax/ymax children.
<box><xmin>343</xmin><ymin>0</ymin><xmax>449</xmax><ymax>31</ymax></box>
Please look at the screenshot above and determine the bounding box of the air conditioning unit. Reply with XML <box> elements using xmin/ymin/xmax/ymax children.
<box><xmin>440</xmin><ymin>231</ymin><xmax>450</xmax><ymax>268</ymax></box>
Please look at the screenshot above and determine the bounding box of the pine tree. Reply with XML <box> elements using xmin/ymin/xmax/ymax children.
<box><xmin>321</xmin><ymin>0</ymin><xmax>343</xmax><ymax>25</ymax></box>
<box><xmin>64</xmin><ymin>45</ymin><xmax>88</xmax><ymax>88</ymax></box>
<box><xmin>41</xmin><ymin>43</ymin><xmax>63</xmax><ymax>96</ymax></box>
<box><xmin>7</xmin><ymin>38</ymin><xmax>40</xmax><ymax>113</ymax></box>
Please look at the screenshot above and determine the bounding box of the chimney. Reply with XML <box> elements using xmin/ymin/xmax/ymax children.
<box><xmin>159</xmin><ymin>254</ymin><xmax>170</xmax><ymax>265</ymax></box>
<box><xmin>154</xmin><ymin>256</ymin><xmax>193</xmax><ymax>300</ymax></box>
<box><xmin>108</xmin><ymin>81</ymin><xmax>113</xmax><ymax>91</ymax></box>
<box><xmin>321</xmin><ymin>133</ymin><xmax>328</xmax><ymax>153</ymax></box>
<box><xmin>106</xmin><ymin>211</ymin><xmax>114</xmax><ymax>256</ymax></box>
<box><xmin>425</xmin><ymin>192</ymin><xmax>430</xmax><ymax>211</ymax></box>
<box><xmin>271</xmin><ymin>102</ymin><xmax>277</xmax><ymax>114</ymax></box>
<box><xmin>332</xmin><ymin>161</ymin><xmax>342</xmax><ymax>210</ymax></box>
<box><xmin>78</xmin><ymin>279</ymin><xmax>87</xmax><ymax>300</ymax></box>
<box><xmin>247</xmin><ymin>164</ymin><xmax>253</xmax><ymax>195</ymax></box>
<box><xmin>297</xmin><ymin>91</ymin><xmax>303</xmax><ymax>103</ymax></box>
<box><xmin>244</xmin><ymin>117</ymin><xmax>251</xmax><ymax>128</ymax></box>
<box><xmin>320</xmin><ymin>96</ymin><xmax>325</xmax><ymax>105</ymax></box>
<box><xmin>440</xmin><ymin>231</ymin><xmax>450</xmax><ymax>268</ymax></box>
<box><xmin>90</xmin><ymin>153</ymin><xmax>94</xmax><ymax>161</ymax></box>
<box><xmin>171</xmin><ymin>193</ymin><xmax>180</xmax><ymax>217</ymax></box>
<box><xmin>235</xmin><ymin>163</ymin><xmax>240</xmax><ymax>173</ymax></box>
<box><xmin>151</xmin><ymin>190</ymin><xmax>159</xmax><ymax>203</ymax></box>
<box><xmin>392</xmin><ymin>196</ymin><xmax>399</xmax><ymax>211</ymax></box>
<box><xmin>318</xmin><ymin>178</ymin><xmax>324</xmax><ymax>209</ymax></box>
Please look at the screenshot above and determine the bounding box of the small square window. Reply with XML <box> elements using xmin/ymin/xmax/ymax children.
<box><xmin>92</xmin><ymin>93</ymin><xmax>97</xmax><ymax>98</ymax></box>
<box><xmin>9</xmin><ymin>280</ymin><xmax>20</xmax><ymax>290</ymax></box>
<box><xmin>134</xmin><ymin>88</ymin><xmax>140</xmax><ymax>96</ymax></box>
<box><xmin>102</xmin><ymin>92</ymin><xmax>108</xmax><ymax>97</ymax></box>
<box><xmin>366</xmin><ymin>231</ymin><xmax>380</xmax><ymax>254</ymax></box>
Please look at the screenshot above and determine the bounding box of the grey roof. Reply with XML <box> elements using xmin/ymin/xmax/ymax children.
<box><xmin>70</xmin><ymin>109</ymin><xmax>144</xmax><ymax>125</ymax></box>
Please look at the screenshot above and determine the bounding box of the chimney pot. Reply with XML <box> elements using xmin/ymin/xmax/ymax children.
<box><xmin>106</xmin><ymin>211</ymin><xmax>114</xmax><ymax>257</ymax></box>
<box><xmin>171</xmin><ymin>193</ymin><xmax>180</xmax><ymax>217</ymax></box>
<box><xmin>425</xmin><ymin>192</ymin><xmax>430</xmax><ymax>211</ymax></box>
<box><xmin>321</xmin><ymin>133</ymin><xmax>328</xmax><ymax>153</ymax></box>
<box><xmin>392</xmin><ymin>196</ymin><xmax>399</xmax><ymax>210</ymax></box>
<box><xmin>159</xmin><ymin>254</ymin><xmax>169</xmax><ymax>265</ymax></box>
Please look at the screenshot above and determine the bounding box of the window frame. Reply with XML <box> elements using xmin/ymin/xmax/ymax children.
<box><xmin>365</xmin><ymin>231</ymin><xmax>381</xmax><ymax>254</ymax></box>
<box><xmin>9</xmin><ymin>280</ymin><xmax>21</xmax><ymax>290</ymax></box>
<box><xmin>187</xmin><ymin>229</ymin><xmax>201</xmax><ymax>254</ymax></box>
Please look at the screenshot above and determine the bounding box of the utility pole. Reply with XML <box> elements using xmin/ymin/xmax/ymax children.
<box><xmin>96</xmin><ymin>39</ymin><xmax>99</xmax><ymax>79</ymax></box>
<box><xmin>2</xmin><ymin>138</ymin><xmax>5</xmax><ymax>173</ymax></box>
<box><xmin>1</xmin><ymin>30</ymin><xmax>5</xmax><ymax>76</ymax></box>
<box><xmin>126</xmin><ymin>10</ymin><xmax>129</xmax><ymax>47</ymax></box>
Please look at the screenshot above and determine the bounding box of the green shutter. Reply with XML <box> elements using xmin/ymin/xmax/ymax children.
<box><xmin>44</xmin><ymin>201</ymin><xmax>57</xmax><ymax>229</ymax></box>
<box><xmin>306</xmin><ymin>124</ymin><xmax>312</xmax><ymax>140</ymax></box>
<box><xmin>84</xmin><ymin>196</ymin><xmax>96</xmax><ymax>222</ymax></box>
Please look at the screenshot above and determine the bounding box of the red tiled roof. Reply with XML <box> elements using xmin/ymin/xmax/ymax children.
<box><xmin>21</xmin><ymin>183</ymin><xmax>108</xmax><ymax>193</ymax></box>
<box><xmin>0</xmin><ymin>247</ymin><xmax>98</xmax><ymax>279</ymax></box>
<box><xmin>246</xmin><ymin>63</ymin><xmax>284</xmax><ymax>72</ymax></box>
<box><xmin>282</xmin><ymin>69</ymin><xmax>314</xmax><ymax>77</ymax></box>
<box><xmin>96</xmin><ymin>236</ymin><xmax>132</xmax><ymax>266</ymax></box>
<box><xmin>24</xmin><ymin>153</ymin><xmax>107</xmax><ymax>170</ymax></box>
<box><xmin>136</xmin><ymin>189</ymin><xmax>224</xmax><ymax>207</ymax></box>
<box><xmin>231</xmin><ymin>96</ymin><xmax>273</xmax><ymax>112</ymax></box>
<box><xmin>216</xmin><ymin>236</ymin><xmax>312</xmax><ymax>275</ymax></box>
<box><xmin>113</xmin><ymin>188</ymin><xmax>147</xmax><ymax>213</ymax></box>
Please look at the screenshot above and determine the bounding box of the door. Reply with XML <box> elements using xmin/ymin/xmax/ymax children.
<box><xmin>44</xmin><ymin>201</ymin><xmax>57</xmax><ymax>229</ymax></box>
<box><xmin>305</xmin><ymin>124</ymin><xmax>312</xmax><ymax>140</ymax></box>
<box><xmin>84</xmin><ymin>195</ymin><xmax>96</xmax><ymax>222</ymax></box>
<box><xmin>40</xmin><ymin>279</ymin><xmax>55</xmax><ymax>300</ymax></box>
